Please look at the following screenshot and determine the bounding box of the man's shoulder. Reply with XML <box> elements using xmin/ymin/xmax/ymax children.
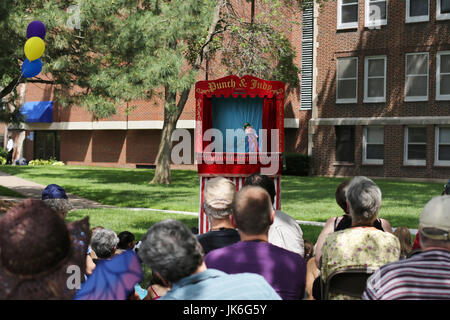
<box><xmin>204</xmin><ymin>242</ymin><xmax>239</xmax><ymax>259</ymax></box>
<box><xmin>273</xmin><ymin>211</ymin><xmax>302</xmax><ymax>230</ymax></box>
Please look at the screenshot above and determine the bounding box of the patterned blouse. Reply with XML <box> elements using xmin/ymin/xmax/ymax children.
<box><xmin>321</xmin><ymin>227</ymin><xmax>401</xmax><ymax>300</ymax></box>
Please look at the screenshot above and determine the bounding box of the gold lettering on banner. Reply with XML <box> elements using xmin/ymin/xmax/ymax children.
<box><xmin>207</xmin><ymin>79</ymin><xmax>237</xmax><ymax>93</ymax></box>
<box><xmin>240</xmin><ymin>79</ymin><xmax>247</xmax><ymax>88</ymax></box>
<box><xmin>250</xmin><ymin>79</ymin><xmax>272</xmax><ymax>91</ymax></box>
<box><xmin>208</xmin><ymin>82</ymin><xmax>216</xmax><ymax>92</ymax></box>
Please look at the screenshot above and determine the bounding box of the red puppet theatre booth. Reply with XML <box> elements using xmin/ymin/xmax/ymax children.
<box><xmin>195</xmin><ymin>75</ymin><xmax>285</xmax><ymax>234</ymax></box>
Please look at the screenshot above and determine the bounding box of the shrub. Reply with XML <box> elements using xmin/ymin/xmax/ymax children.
<box><xmin>29</xmin><ymin>158</ymin><xmax>65</xmax><ymax>166</ymax></box>
<box><xmin>283</xmin><ymin>153</ymin><xmax>310</xmax><ymax>176</ymax></box>
<box><xmin>0</xmin><ymin>157</ymin><xmax>6</xmax><ymax>165</ymax></box>
<box><xmin>0</xmin><ymin>147</ymin><xmax>8</xmax><ymax>159</ymax></box>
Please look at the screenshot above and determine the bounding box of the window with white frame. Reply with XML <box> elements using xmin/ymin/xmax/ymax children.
<box><xmin>337</xmin><ymin>57</ymin><xmax>358</xmax><ymax>103</ymax></box>
<box><xmin>404</xmin><ymin>127</ymin><xmax>427</xmax><ymax>165</ymax></box>
<box><xmin>406</xmin><ymin>0</ymin><xmax>429</xmax><ymax>23</ymax></box>
<box><xmin>365</xmin><ymin>0</ymin><xmax>387</xmax><ymax>27</ymax></box>
<box><xmin>338</xmin><ymin>0</ymin><xmax>358</xmax><ymax>29</ymax></box>
<box><xmin>435</xmin><ymin>126</ymin><xmax>450</xmax><ymax>166</ymax></box>
<box><xmin>437</xmin><ymin>0</ymin><xmax>450</xmax><ymax>20</ymax></box>
<box><xmin>363</xmin><ymin>126</ymin><xmax>384</xmax><ymax>164</ymax></box>
<box><xmin>436</xmin><ymin>51</ymin><xmax>450</xmax><ymax>100</ymax></box>
<box><xmin>364</xmin><ymin>56</ymin><xmax>387</xmax><ymax>103</ymax></box>
<box><xmin>405</xmin><ymin>52</ymin><xmax>429</xmax><ymax>101</ymax></box>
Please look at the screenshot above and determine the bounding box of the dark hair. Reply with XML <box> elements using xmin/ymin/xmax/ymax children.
<box><xmin>393</xmin><ymin>227</ymin><xmax>412</xmax><ymax>259</ymax></box>
<box><xmin>138</xmin><ymin>219</ymin><xmax>203</xmax><ymax>284</ymax></box>
<box><xmin>244</xmin><ymin>174</ymin><xmax>276</xmax><ymax>205</ymax></box>
<box><xmin>232</xmin><ymin>186</ymin><xmax>273</xmax><ymax>235</ymax></box>
<box><xmin>118</xmin><ymin>231</ymin><xmax>135</xmax><ymax>250</ymax></box>
<box><xmin>335</xmin><ymin>180</ymin><xmax>351</xmax><ymax>214</ymax></box>
<box><xmin>304</xmin><ymin>240</ymin><xmax>314</xmax><ymax>261</ymax></box>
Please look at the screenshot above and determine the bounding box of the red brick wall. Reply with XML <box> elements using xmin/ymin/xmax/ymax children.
<box><xmin>312</xmin><ymin>1</ymin><xmax>450</xmax><ymax>179</ymax></box>
<box><xmin>20</xmin><ymin>1</ymin><xmax>309</xmax><ymax>168</ymax></box>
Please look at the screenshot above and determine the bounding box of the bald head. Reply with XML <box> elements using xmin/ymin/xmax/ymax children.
<box><xmin>232</xmin><ymin>186</ymin><xmax>273</xmax><ymax>235</ymax></box>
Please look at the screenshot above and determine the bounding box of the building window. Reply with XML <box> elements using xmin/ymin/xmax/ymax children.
<box><xmin>435</xmin><ymin>126</ymin><xmax>450</xmax><ymax>166</ymax></box>
<box><xmin>405</xmin><ymin>52</ymin><xmax>429</xmax><ymax>102</ymax></box>
<box><xmin>363</xmin><ymin>126</ymin><xmax>384</xmax><ymax>165</ymax></box>
<box><xmin>338</xmin><ymin>0</ymin><xmax>358</xmax><ymax>29</ymax></box>
<box><xmin>406</xmin><ymin>0</ymin><xmax>429</xmax><ymax>23</ymax></box>
<box><xmin>335</xmin><ymin>126</ymin><xmax>355</xmax><ymax>163</ymax></box>
<box><xmin>436</xmin><ymin>51</ymin><xmax>450</xmax><ymax>100</ymax></box>
<box><xmin>437</xmin><ymin>0</ymin><xmax>450</xmax><ymax>20</ymax></box>
<box><xmin>337</xmin><ymin>57</ymin><xmax>358</xmax><ymax>103</ymax></box>
<box><xmin>365</xmin><ymin>0</ymin><xmax>387</xmax><ymax>27</ymax></box>
<box><xmin>404</xmin><ymin>127</ymin><xmax>427</xmax><ymax>166</ymax></box>
<box><xmin>364</xmin><ymin>56</ymin><xmax>387</xmax><ymax>103</ymax></box>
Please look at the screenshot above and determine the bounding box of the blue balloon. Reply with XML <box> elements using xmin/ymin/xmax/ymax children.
<box><xmin>21</xmin><ymin>59</ymin><xmax>43</xmax><ymax>78</ymax></box>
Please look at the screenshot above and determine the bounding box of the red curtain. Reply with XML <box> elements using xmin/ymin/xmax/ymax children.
<box><xmin>202</xmin><ymin>98</ymin><xmax>213</xmax><ymax>151</ymax></box>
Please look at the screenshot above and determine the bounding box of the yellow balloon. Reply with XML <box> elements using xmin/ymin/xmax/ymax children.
<box><xmin>24</xmin><ymin>37</ymin><xmax>45</xmax><ymax>61</ymax></box>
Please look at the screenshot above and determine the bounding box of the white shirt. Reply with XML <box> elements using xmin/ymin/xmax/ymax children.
<box><xmin>6</xmin><ymin>138</ymin><xmax>14</xmax><ymax>152</ymax></box>
<box><xmin>269</xmin><ymin>210</ymin><xmax>305</xmax><ymax>257</ymax></box>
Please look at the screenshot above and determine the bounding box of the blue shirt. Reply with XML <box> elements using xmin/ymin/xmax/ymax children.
<box><xmin>160</xmin><ymin>269</ymin><xmax>281</xmax><ymax>300</ymax></box>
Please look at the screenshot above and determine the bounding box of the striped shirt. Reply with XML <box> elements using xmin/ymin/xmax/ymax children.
<box><xmin>362</xmin><ymin>249</ymin><xmax>450</xmax><ymax>300</ymax></box>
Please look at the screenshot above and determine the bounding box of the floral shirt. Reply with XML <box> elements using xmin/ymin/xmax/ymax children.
<box><xmin>321</xmin><ymin>227</ymin><xmax>400</xmax><ymax>300</ymax></box>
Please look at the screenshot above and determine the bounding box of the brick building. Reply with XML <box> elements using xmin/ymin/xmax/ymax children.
<box><xmin>6</xmin><ymin>1</ymin><xmax>450</xmax><ymax>179</ymax></box>
<box><xmin>6</xmin><ymin>2</ymin><xmax>308</xmax><ymax>169</ymax></box>
<box><xmin>310</xmin><ymin>0</ymin><xmax>450</xmax><ymax>179</ymax></box>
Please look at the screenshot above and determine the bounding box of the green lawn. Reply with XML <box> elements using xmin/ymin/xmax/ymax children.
<box><xmin>0</xmin><ymin>165</ymin><xmax>441</xmax><ymax>242</ymax></box>
<box><xmin>0</xmin><ymin>185</ymin><xmax>26</xmax><ymax>198</ymax></box>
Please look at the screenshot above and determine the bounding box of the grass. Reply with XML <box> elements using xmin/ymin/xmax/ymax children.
<box><xmin>0</xmin><ymin>185</ymin><xmax>26</xmax><ymax>198</ymax></box>
<box><xmin>0</xmin><ymin>165</ymin><xmax>441</xmax><ymax>237</ymax></box>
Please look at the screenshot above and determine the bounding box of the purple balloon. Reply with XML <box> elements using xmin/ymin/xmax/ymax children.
<box><xmin>26</xmin><ymin>21</ymin><xmax>46</xmax><ymax>39</ymax></box>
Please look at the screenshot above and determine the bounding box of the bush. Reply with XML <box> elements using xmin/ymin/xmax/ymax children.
<box><xmin>283</xmin><ymin>153</ymin><xmax>310</xmax><ymax>176</ymax></box>
<box><xmin>28</xmin><ymin>158</ymin><xmax>65</xmax><ymax>166</ymax></box>
<box><xmin>0</xmin><ymin>157</ymin><xmax>6</xmax><ymax>165</ymax></box>
<box><xmin>0</xmin><ymin>147</ymin><xmax>8</xmax><ymax>159</ymax></box>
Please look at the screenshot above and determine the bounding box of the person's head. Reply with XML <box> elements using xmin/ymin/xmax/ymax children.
<box><xmin>346</xmin><ymin>176</ymin><xmax>382</xmax><ymax>227</ymax></box>
<box><xmin>90</xmin><ymin>228</ymin><xmax>119</xmax><ymax>259</ymax></box>
<box><xmin>138</xmin><ymin>219</ymin><xmax>203</xmax><ymax>285</ymax></box>
<box><xmin>232</xmin><ymin>186</ymin><xmax>274</xmax><ymax>236</ymax></box>
<box><xmin>203</xmin><ymin>177</ymin><xmax>236</xmax><ymax>223</ymax></box>
<box><xmin>91</xmin><ymin>226</ymin><xmax>104</xmax><ymax>234</ymax></box>
<box><xmin>244</xmin><ymin>173</ymin><xmax>276</xmax><ymax>206</ymax></box>
<box><xmin>243</xmin><ymin>122</ymin><xmax>252</xmax><ymax>130</ymax></box>
<box><xmin>0</xmin><ymin>199</ymin><xmax>90</xmax><ymax>299</ymax></box>
<box><xmin>394</xmin><ymin>226</ymin><xmax>412</xmax><ymax>257</ymax></box>
<box><xmin>442</xmin><ymin>179</ymin><xmax>450</xmax><ymax>195</ymax></box>
<box><xmin>41</xmin><ymin>184</ymin><xmax>72</xmax><ymax>220</ymax></box>
<box><xmin>304</xmin><ymin>240</ymin><xmax>314</xmax><ymax>261</ymax></box>
<box><xmin>419</xmin><ymin>196</ymin><xmax>450</xmax><ymax>251</ymax></box>
<box><xmin>118</xmin><ymin>231</ymin><xmax>136</xmax><ymax>250</ymax></box>
<box><xmin>335</xmin><ymin>180</ymin><xmax>351</xmax><ymax>214</ymax></box>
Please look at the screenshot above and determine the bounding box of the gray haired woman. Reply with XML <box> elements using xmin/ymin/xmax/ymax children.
<box><xmin>316</xmin><ymin>176</ymin><xmax>401</xmax><ymax>300</ymax></box>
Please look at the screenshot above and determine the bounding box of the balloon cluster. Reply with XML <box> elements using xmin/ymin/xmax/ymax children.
<box><xmin>21</xmin><ymin>21</ymin><xmax>46</xmax><ymax>78</ymax></box>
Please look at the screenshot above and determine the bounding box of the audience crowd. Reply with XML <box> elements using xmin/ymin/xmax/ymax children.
<box><xmin>0</xmin><ymin>176</ymin><xmax>449</xmax><ymax>300</ymax></box>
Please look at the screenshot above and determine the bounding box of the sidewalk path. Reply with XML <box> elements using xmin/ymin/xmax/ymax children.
<box><xmin>0</xmin><ymin>171</ymin><xmax>114</xmax><ymax>210</ymax></box>
<box><xmin>0</xmin><ymin>171</ymin><xmax>418</xmax><ymax>234</ymax></box>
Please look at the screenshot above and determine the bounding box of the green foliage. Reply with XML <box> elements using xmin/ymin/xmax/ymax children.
<box><xmin>0</xmin><ymin>147</ymin><xmax>8</xmax><ymax>159</ymax></box>
<box><xmin>0</xmin><ymin>0</ymin><xmax>216</xmax><ymax>120</ymax></box>
<box><xmin>28</xmin><ymin>158</ymin><xmax>65</xmax><ymax>166</ymax></box>
<box><xmin>283</xmin><ymin>152</ymin><xmax>310</xmax><ymax>176</ymax></box>
<box><xmin>0</xmin><ymin>157</ymin><xmax>6</xmax><ymax>165</ymax></box>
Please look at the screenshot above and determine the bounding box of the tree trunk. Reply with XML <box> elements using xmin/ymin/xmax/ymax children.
<box><xmin>150</xmin><ymin>87</ymin><xmax>179</xmax><ymax>184</ymax></box>
<box><xmin>150</xmin><ymin>0</ymin><xmax>226</xmax><ymax>184</ymax></box>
